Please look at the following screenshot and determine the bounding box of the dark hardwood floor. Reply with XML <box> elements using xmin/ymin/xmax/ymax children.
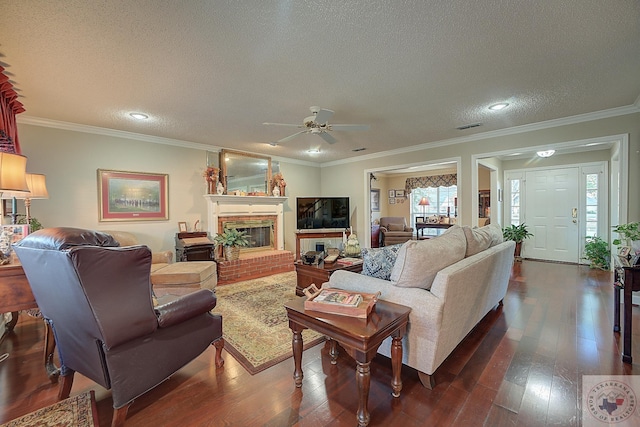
<box><xmin>1</xmin><ymin>260</ymin><xmax>639</xmax><ymax>426</ymax></box>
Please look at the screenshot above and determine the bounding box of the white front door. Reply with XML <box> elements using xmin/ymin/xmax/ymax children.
<box><xmin>524</xmin><ymin>168</ymin><xmax>580</xmax><ymax>262</ymax></box>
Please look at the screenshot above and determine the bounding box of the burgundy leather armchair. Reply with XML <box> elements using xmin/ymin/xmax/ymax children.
<box><xmin>15</xmin><ymin>227</ymin><xmax>224</xmax><ymax>427</ymax></box>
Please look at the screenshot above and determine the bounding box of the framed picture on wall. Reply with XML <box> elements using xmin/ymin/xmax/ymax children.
<box><xmin>389</xmin><ymin>198</ymin><xmax>396</xmax><ymax>205</ymax></box>
<box><xmin>395</xmin><ymin>189</ymin><xmax>405</xmax><ymax>197</ymax></box>
<box><xmin>370</xmin><ymin>189</ymin><xmax>380</xmax><ymax>212</ymax></box>
<box><xmin>98</xmin><ymin>169</ymin><xmax>169</xmax><ymax>222</ymax></box>
<box><xmin>388</xmin><ymin>189</ymin><xmax>395</xmax><ymax>198</ymax></box>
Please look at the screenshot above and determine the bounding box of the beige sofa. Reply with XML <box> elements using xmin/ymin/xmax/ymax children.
<box><xmin>325</xmin><ymin>224</ymin><xmax>514</xmax><ymax>388</ymax></box>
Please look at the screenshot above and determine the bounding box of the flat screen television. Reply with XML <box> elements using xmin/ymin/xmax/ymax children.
<box><xmin>296</xmin><ymin>197</ymin><xmax>350</xmax><ymax>231</ymax></box>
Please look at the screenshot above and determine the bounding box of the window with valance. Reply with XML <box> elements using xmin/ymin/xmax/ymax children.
<box><xmin>406</xmin><ymin>174</ymin><xmax>458</xmax><ymax>225</ymax></box>
<box><xmin>404</xmin><ymin>173</ymin><xmax>457</xmax><ymax>195</ymax></box>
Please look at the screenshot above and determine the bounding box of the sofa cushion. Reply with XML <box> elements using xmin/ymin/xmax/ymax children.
<box><xmin>390</xmin><ymin>226</ymin><xmax>467</xmax><ymax>290</ymax></box>
<box><xmin>388</xmin><ymin>223</ymin><xmax>405</xmax><ymax>231</ymax></box>
<box><xmin>463</xmin><ymin>225</ymin><xmax>493</xmax><ymax>257</ymax></box>
<box><xmin>361</xmin><ymin>244</ymin><xmax>402</xmax><ymax>280</ymax></box>
<box><xmin>487</xmin><ymin>223</ymin><xmax>504</xmax><ymax>246</ymax></box>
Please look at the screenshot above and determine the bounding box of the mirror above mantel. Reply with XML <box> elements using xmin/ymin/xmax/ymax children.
<box><xmin>220</xmin><ymin>149</ymin><xmax>272</xmax><ymax>195</ymax></box>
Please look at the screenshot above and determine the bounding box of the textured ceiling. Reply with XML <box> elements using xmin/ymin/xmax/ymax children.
<box><xmin>1</xmin><ymin>1</ymin><xmax>639</xmax><ymax>163</ymax></box>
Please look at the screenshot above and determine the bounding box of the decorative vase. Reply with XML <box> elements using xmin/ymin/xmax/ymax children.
<box><xmin>217</xmin><ymin>181</ymin><xmax>224</xmax><ymax>195</ymax></box>
<box><xmin>279</xmin><ymin>183</ymin><xmax>286</xmax><ymax>197</ymax></box>
<box><xmin>514</xmin><ymin>241</ymin><xmax>523</xmax><ymax>262</ymax></box>
<box><xmin>344</xmin><ymin>233</ymin><xmax>361</xmax><ymax>257</ymax></box>
<box><xmin>207</xmin><ymin>180</ymin><xmax>216</xmax><ymax>194</ymax></box>
<box><xmin>272</xmin><ymin>186</ymin><xmax>280</xmax><ymax>197</ymax></box>
<box><xmin>224</xmin><ymin>246</ymin><xmax>240</xmax><ymax>261</ymax></box>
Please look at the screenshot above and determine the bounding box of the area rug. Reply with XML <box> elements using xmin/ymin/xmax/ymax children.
<box><xmin>213</xmin><ymin>271</ymin><xmax>325</xmax><ymax>374</ymax></box>
<box><xmin>0</xmin><ymin>391</ymin><xmax>97</xmax><ymax>427</ymax></box>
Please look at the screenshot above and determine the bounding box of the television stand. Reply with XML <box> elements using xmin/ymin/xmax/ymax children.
<box><xmin>295</xmin><ymin>230</ymin><xmax>349</xmax><ymax>261</ymax></box>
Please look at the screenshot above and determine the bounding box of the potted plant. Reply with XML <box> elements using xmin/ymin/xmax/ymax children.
<box><xmin>582</xmin><ymin>236</ymin><xmax>610</xmax><ymax>270</ymax></box>
<box><xmin>612</xmin><ymin>222</ymin><xmax>640</xmax><ymax>254</ymax></box>
<box><xmin>213</xmin><ymin>227</ymin><xmax>250</xmax><ymax>261</ymax></box>
<box><xmin>502</xmin><ymin>223</ymin><xmax>533</xmax><ymax>261</ymax></box>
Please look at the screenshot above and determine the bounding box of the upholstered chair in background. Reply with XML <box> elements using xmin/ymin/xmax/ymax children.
<box><xmin>15</xmin><ymin>227</ymin><xmax>224</xmax><ymax>427</ymax></box>
<box><xmin>379</xmin><ymin>216</ymin><xmax>414</xmax><ymax>246</ymax></box>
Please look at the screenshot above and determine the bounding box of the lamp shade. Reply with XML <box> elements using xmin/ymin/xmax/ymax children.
<box><xmin>25</xmin><ymin>174</ymin><xmax>49</xmax><ymax>199</ymax></box>
<box><xmin>0</xmin><ymin>153</ymin><xmax>28</xmax><ymax>193</ymax></box>
<box><xmin>419</xmin><ymin>197</ymin><xmax>430</xmax><ymax>206</ymax></box>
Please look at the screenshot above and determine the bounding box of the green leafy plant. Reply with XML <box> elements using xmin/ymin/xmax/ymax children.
<box><xmin>16</xmin><ymin>215</ymin><xmax>43</xmax><ymax>232</ymax></box>
<box><xmin>582</xmin><ymin>236</ymin><xmax>610</xmax><ymax>270</ymax></box>
<box><xmin>502</xmin><ymin>223</ymin><xmax>534</xmax><ymax>243</ymax></box>
<box><xmin>213</xmin><ymin>227</ymin><xmax>250</xmax><ymax>248</ymax></box>
<box><xmin>612</xmin><ymin>222</ymin><xmax>640</xmax><ymax>245</ymax></box>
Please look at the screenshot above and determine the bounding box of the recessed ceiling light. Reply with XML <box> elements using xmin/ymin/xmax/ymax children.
<box><xmin>488</xmin><ymin>103</ymin><xmax>509</xmax><ymax>111</ymax></box>
<box><xmin>129</xmin><ymin>112</ymin><xmax>149</xmax><ymax>120</ymax></box>
<box><xmin>536</xmin><ymin>150</ymin><xmax>555</xmax><ymax>158</ymax></box>
<box><xmin>307</xmin><ymin>149</ymin><xmax>320</xmax><ymax>154</ymax></box>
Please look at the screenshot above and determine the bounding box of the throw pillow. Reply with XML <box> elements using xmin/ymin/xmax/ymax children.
<box><xmin>486</xmin><ymin>223</ymin><xmax>504</xmax><ymax>246</ymax></box>
<box><xmin>463</xmin><ymin>225</ymin><xmax>492</xmax><ymax>257</ymax></box>
<box><xmin>361</xmin><ymin>244</ymin><xmax>402</xmax><ymax>280</ymax></box>
<box><xmin>390</xmin><ymin>226</ymin><xmax>467</xmax><ymax>290</ymax></box>
<box><xmin>388</xmin><ymin>223</ymin><xmax>405</xmax><ymax>231</ymax></box>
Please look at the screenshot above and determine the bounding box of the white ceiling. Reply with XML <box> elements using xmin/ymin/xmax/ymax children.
<box><xmin>1</xmin><ymin>1</ymin><xmax>639</xmax><ymax>164</ymax></box>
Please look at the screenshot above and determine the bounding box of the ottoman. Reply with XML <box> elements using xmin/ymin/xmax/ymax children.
<box><xmin>150</xmin><ymin>261</ymin><xmax>217</xmax><ymax>297</ymax></box>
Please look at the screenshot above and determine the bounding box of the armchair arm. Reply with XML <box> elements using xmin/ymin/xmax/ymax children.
<box><xmin>405</xmin><ymin>227</ymin><xmax>414</xmax><ymax>232</ymax></box>
<box><xmin>379</xmin><ymin>226</ymin><xmax>389</xmax><ymax>232</ymax></box>
<box><xmin>155</xmin><ymin>289</ymin><xmax>217</xmax><ymax>328</ymax></box>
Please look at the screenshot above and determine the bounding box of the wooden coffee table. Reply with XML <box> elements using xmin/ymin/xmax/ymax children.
<box><xmin>294</xmin><ymin>260</ymin><xmax>363</xmax><ymax>296</ymax></box>
<box><xmin>284</xmin><ymin>296</ymin><xmax>411</xmax><ymax>427</ymax></box>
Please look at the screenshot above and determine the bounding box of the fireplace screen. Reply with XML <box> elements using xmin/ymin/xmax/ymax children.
<box><xmin>222</xmin><ymin>219</ymin><xmax>274</xmax><ymax>252</ymax></box>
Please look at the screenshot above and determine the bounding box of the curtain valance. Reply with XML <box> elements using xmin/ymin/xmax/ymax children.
<box><xmin>0</xmin><ymin>65</ymin><xmax>25</xmax><ymax>154</ymax></box>
<box><xmin>404</xmin><ymin>174</ymin><xmax>457</xmax><ymax>195</ymax></box>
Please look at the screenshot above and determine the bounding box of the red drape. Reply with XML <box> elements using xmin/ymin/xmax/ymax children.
<box><xmin>0</xmin><ymin>65</ymin><xmax>25</xmax><ymax>154</ymax></box>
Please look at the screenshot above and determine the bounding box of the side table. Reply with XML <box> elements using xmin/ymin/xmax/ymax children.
<box><xmin>613</xmin><ymin>255</ymin><xmax>640</xmax><ymax>363</ymax></box>
<box><xmin>284</xmin><ymin>296</ymin><xmax>411</xmax><ymax>427</ymax></box>
<box><xmin>0</xmin><ymin>262</ymin><xmax>60</xmax><ymax>381</ymax></box>
<box><xmin>294</xmin><ymin>260</ymin><xmax>363</xmax><ymax>296</ymax></box>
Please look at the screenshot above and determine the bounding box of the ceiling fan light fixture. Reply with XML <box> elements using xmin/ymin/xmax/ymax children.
<box><xmin>537</xmin><ymin>150</ymin><xmax>555</xmax><ymax>158</ymax></box>
<box><xmin>488</xmin><ymin>102</ymin><xmax>509</xmax><ymax>111</ymax></box>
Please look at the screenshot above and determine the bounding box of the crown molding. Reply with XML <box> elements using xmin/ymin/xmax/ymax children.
<box><xmin>17</xmin><ymin>115</ymin><xmax>316</xmax><ymax>167</ymax></box>
<box><xmin>321</xmin><ymin>104</ymin><xmax>640</xmax><ymax>168</ymax></box>
<box><xmin>18</xmin><ymin>103</ymin><xmax>639</xmax><ymax>169</ymax></box>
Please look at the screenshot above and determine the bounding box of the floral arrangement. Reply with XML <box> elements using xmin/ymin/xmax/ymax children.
<box><xmin>203</xmin><ymin>166</ymin><xmax>220</xmax><ymax>183</ymax></box>
<box><xmin>270</xmin><ymin>172</ymin><xmax>286</xmax><ymax>189</ymax></box>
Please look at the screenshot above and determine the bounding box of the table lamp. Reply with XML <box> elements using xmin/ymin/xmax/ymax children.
<box><xmin>2</xmin><ymin>173</ymin><xmax>48</xmax><ymax>227</ymax></box>
<box><xmin>0</xmin><ymin>153</ymin><xmax>29</xmax><ymax>224</ymax></box>
<box><xmin>419</xmin><ymin>196</ymin><xmax>430</xmax><ymax>217</ymax></box>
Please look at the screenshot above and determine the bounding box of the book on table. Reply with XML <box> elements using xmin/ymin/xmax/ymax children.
<box><xmin>302</xmin><ymin>284</ymin><xmax>381</xmax><ymax>318</ymax></box>
<box><xmin>336</xmin><ymin>257</ymin><xmax>363</xmax><ymax>266</ymax></box>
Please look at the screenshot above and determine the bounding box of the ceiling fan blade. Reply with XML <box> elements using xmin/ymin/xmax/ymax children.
<box><xmin>263</xmin><ymin>122</ymin><xmax>304</xmax><ymax>128</ymax></box>
<box><xmin>277</xmin><ymin>130</ymin><xmax>308</xmax><ymax>143</ymax></box>
<box><xmin>318</xmin><ymin>132</ymin><xmax>337</xmax><ymax>144</ymax></box>
<box><xmin>313</xmin><ymin>108</ymin><xmax>334</xmax><ymax>124</ymax></box>
<box><xmin>329</xmin><ymin>124</ymin><xmax>370</xmax><ymax>131</ymax></box>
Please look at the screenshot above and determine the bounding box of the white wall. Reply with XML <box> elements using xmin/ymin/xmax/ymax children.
<box><xmin>18</xmin><ymin>124</ymin><xmax>320</xmax><ymax>254</ymax></box>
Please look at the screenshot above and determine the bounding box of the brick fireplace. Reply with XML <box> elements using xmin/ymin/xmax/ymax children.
<box><xmin>205</xmin><ymin>195</ymin><xmax>293</xmax><ymax>285</ymax></box>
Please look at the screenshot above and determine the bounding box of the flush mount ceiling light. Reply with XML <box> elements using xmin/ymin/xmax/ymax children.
<box><xmin>307</xmin><ymin>148</ymin><xmax>320</xmax><ymax>154</ymax></box>
<box><xmin>536</xmin><ymin>150</ymin><xmax>555</xmax><ymax>158</ymax></box>
<box><xmin>488</xmin><ymin>102</ymin><xmax>509</xmax><ymax>111</ymax></box>
<box><xmin>267</xmin><ymin>142</ymin><xmax>278</xmax><ymax>147</ymax></box>
<box><xmin>129</xmin><ymin>112</ymin><xmax>149</xmax><ymax>120</ymax></box>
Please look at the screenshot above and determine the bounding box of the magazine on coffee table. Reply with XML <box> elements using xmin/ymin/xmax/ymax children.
<box><xmin>303</xmin><ymin>284</ymin><xmax>381</xmax><ymax>318</ymax></box>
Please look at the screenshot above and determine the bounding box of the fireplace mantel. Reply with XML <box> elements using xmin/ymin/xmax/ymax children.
<box><xmin>204</xmin><ymin>195</ymin><xmax>288</xmax><ymax>250</ymax></box>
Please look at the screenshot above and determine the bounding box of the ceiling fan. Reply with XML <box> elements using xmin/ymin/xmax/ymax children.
<box><xmin>263</xmin><ymin>106</ymin><xmax>370</xmax><ymax>145</ymax></box>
